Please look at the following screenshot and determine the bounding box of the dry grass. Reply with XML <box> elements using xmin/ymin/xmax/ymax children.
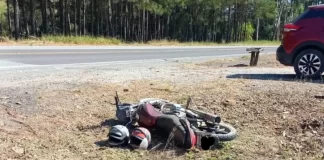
<box><xmin>0</xmin><ymin>78</ymin><xmax>324</xmax><ymax>160</ymax></box>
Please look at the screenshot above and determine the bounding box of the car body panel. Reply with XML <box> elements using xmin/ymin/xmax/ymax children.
<box><xmin>277</xmin><ymin>5</ymin><xmax>324</xmax><ymax>66</ymax></box>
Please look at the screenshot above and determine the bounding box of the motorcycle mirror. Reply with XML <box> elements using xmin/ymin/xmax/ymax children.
<box><xmin>186</xmin><ymin>96</ymin><xmax>192</xmax><ymax>109</ymax></box>
<box><xmin>114</xmin><ymin>91</ymin><xmax>121</xmax><ymax>108</ymax></box>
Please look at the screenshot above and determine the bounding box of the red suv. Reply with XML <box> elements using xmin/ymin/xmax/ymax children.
<box><xmin>276</xmin><ymin>5</ymin><xmax>324</xmax><ymax>79</ymax></box>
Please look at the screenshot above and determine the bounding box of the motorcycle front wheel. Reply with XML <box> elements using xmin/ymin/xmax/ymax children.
<box><xmin>215</xmin><ymin>123</ymin><xmax>237</xmax><ymax>141</ymax></box>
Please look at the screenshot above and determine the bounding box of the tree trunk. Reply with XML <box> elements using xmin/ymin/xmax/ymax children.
<box><xmin>7</xmin><ymin>0</ymin><xmax>12</xmax><ymax>37</ymax></box>
<box><xmin>146</xmin><ymin>7</ymin><xmax>148</xmax><ymax>41</ymax></box>
<box><xmin>21</xmin><ymin>0</ymin><xmax>29</xmax><ymax>37</ymax></box>
<box><xmin>49</xmin><ymin>0</ymin><xmax>55</xmax><ymax>34</ymax></box>
<box><xmin>60</xmin><ymin>0</ymin><xmax>65</xmax><ymax>35</ymax></box>
<box><xmin>137</xmin><ymin>7</ymin><xmax>140</xmax><ymax>41</ymax></box>
<box><xmin>95</xmin><ymin>0</ymin><xmax>99</xmax><ymax>36</ymax></box>
<box><xmin>113</xmin><ymin>1</ymin><xmax>117</xmax><ymax>37</ymax></box>
<box><xmin>74</xmin><ymin>0</ymin><xmax>77</xmax><ymax>36</ymax></box>
<box><xmin>256</xmin><ymin>18</ymin><xmax>259</xmax><ymax>41</ymax></box>
<box><xmin>77</xmin><ymin>0</ymin><xmax>81</xmax><ymax>35</ymax></box>
<box><xmin>109</xmin><ymin>0</ymin><xmax>114</xmax><ymax>37</ymax></box>
<box><xmin>41</xmin><ymin>0</ymin><xmax>48</xmax><ymax>34</ymax></box>
<box><xmin>67</xmin><ymin>13</ymin><xmax>71</xmax><ymax>35</ymax></box>
<box><xmin>226</xmin><ymin>6</ymin><xmax>231</xmax><ymax>43</ymax></box>
<box><xmin>244</xmin><ymin>9</ymin><xmax>247</xmax><ymax>41</ymax></box>
<box><xmin>127</xmin><ymin>1</ymin><xmax>131</xmax><ymax>40</ymax></box>
<box><xmin>142</xmin><ymin>8</ymin><xmax>145</xmax><ymax>42</ymax></box>
<box><xmin>273</xmin><ymin>0</ymin><xmax>283</xmax><ymax>41</ymax></box>
<box><xmin>107</xmin><ymin>0</ymin><xmax>111</xmax><ymax>36</ymax></box>
<box><xmin>13</xmin><ymin>0</ymin><xmax>19</xmax><ymax>40</ymax></box>
<box><xmin>189</xmin><ymin>8</ymin><xmax>193</xmax><ymax>42</ymax></box>
<box><xmin>154</xmin><ymin>12</ymin><xmax>156</xmax><ymax>39</ymax></box>
<box><xmin>120</xmin><ymin>2</ymin><xmax>123</xmax><ymax>40</ymax></box>
<box><xmin>91</xmin><ymin>0</ymin><xmax>94</xmax><ymax>36</ymax></box>
<box><xmin>132</xmin><ymin>2</ymin><xmax>136</xmax><ymax>40</ymax></box>
<box><xmin>83</xmin><ymin>0</ymin><xmax>86</xmax><ymax>35</ymax></box>
<box><xmin>104</xmin><ymin>1</ymin><xmax>107</xmax><ymax>36</ymax></box>
<box><xmin>166</xmin><ymin>15</ymin><xmax>169</xmax><ymax>39</ymax></box>
<box><xmin>65</xmin><ymin>0</ymin><xmax>70</xmax><ymax>35</ymax></box>
<box><xmin>233</xmin><ymin>4</ymin><xmax>238</xmax><ymax>42</ymax></box>
<box><xmin>125</xmin><ymin>1</ymin><xmax>128</xmax><ymax>41</ymax></box>
<box><xmin>158</xmin><ymin>15</ymin><xmax>160</xmax><ymax>39</ymax></box>
<box><xmin>0</xmin><ymin>21</ymin><xmax>3</xmax><ymax>37</ymax></box>
<box><xmin>100</xmin><ymin>3</ymin><xmax>104</xmax><ymax>36</ymax></box>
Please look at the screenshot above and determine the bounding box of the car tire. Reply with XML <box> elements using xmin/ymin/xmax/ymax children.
<box><xmin>294</xmin><ymin>49</ymin><xmax>324</xmax><ymax>79</ymax></box>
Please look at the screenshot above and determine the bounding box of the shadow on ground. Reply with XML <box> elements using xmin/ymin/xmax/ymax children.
<box><xmin>226</xmin><ymin>73</ymin><xmax>324</xmax><ymax>84</ymax></box>
<box><xmin>228</xmin><ymin>64</ymin><xmax>249</xmax><ymax>67</ymax></box>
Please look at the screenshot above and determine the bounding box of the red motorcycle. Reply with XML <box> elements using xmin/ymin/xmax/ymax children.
<box><xmin>114</xmin><ymin>92</ymin><xmax>237</xmax><ymax>150</ymax></box>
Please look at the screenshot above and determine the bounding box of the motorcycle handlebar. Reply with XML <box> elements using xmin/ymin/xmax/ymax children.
<box><xmin>188</xmin><ymin>109</ymin><xmax>221</xmax><ymax>124</ymax></box>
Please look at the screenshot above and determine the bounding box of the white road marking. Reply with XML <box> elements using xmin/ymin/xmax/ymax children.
<box><xmin>0</xmin><ymin>60</ymin><xmax>36</xmax><ymax>67</ymax></box>
<box><xmin>0</xmin><ymin>59</ymin><xmax>166</xmax><ymax>70</ymax></box>
<box><xmin>216</xmin><ymin>48</ymin><xmax>242</xmax><ymax>50</ymax></box>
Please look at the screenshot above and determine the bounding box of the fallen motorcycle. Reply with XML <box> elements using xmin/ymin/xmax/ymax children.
<box><xmin>114</xmin><ymin>92</ymin><xmax>237</xmax><ymax>150</ymax></box>
<box><xmin>138</xmin><ymin>97</ymin><xmax>237</xmax><ymax>150</ymax></box>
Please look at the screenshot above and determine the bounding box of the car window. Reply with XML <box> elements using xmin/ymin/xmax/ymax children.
<box><xmin>292</xmin><ymin>9</ymin><xmax>319</xmax><ymax>23</ymax></box>
<box><xmin>318</xmin><ymin>10</ymin><xmax>324</xmax><ymax>18</ymax></box>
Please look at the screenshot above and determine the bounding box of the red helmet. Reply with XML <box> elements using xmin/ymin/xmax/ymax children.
<box><xmin>129</xmin><ymin>127</ymin><xmax>151</xmax><ymax>150</ymax></box>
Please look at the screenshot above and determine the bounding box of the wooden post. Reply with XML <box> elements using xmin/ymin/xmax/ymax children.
<box><xmin>249</xmin><ymin>52</ymin><xmax>255</xmax><ymax>66</ymax></box>
<box><xmin>254</xmin><ymin>51</ymin><xmax>260</xmax><ymax>66</ymax></box>
<box><xmin>247</xmin><ymin>48</ymin><xmax>263</xmax><ymax>67</ymax></box>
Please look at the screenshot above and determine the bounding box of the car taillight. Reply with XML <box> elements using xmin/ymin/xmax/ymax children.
<box><xmin>284</xmin><ymin>23</ymin><xmax>300</xmax><ymax>32</ymax></box>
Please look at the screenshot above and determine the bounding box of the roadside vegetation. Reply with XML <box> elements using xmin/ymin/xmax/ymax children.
<box><xmin>0</xmin><ymin>35</ymin><xmax>280</xmax><ymax>46</ymax></box>
<box><xmin>0</xmin><ymin>0</ymin><xmax>319</xmax><ymax>45</ymax></box>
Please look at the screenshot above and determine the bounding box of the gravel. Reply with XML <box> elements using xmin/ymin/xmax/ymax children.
<box><xmin>0</xmin><ymin>54</ymin><xmax>296</xmax><ymax>88</ymax></box>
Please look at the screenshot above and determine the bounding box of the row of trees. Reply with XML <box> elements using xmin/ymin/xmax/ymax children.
<box><xmin>2</xmin><ymin>0</ymin><xmax>324</xmax><ymax>42</ymax></box>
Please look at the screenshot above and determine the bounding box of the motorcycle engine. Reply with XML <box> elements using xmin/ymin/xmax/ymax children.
<box><xmin>116</xmin><ymin>103</ymin><xmax>137</xmax><ymax>124</ymax></box>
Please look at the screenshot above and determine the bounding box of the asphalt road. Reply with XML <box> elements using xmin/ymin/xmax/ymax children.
<box><xmin>0</xmin><ymin>46</ymin><xmax>278</xmax><ymax>67</ymax></box>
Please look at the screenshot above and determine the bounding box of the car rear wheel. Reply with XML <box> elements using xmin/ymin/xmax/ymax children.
<box><xmin>294</xmin><ymin>49</ymin><xmax>324</xmax><ymax>79</ymax></box>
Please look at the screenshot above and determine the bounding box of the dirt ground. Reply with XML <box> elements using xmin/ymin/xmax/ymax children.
<box><xmin>1</xmin><ymin>53</ymin><xmax>324</xmax><ymax>160</ymax></box>
<box><xmin>196</xmin><ymin>53</ymin><xmax>286</xmax><ymax>68</ymax></box>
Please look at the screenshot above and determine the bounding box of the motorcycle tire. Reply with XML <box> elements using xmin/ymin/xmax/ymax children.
<box><xmin>216</xmin><ymin>123</ymin><xmax>237</xmax><ymax>141</ymax></box>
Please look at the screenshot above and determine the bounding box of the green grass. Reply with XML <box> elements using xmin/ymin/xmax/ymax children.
<box><xmin>40</xmin><ymin>35</ymin><xmax>122</xmax><ymax>45</ymax></box>
<box><xmin>2</xmin><ymin>35</ymin><xmax>280</xmax><ymax>46</ymax></box>
<box><xmin>134</xmin><ymin>39</ymin><xmax>280</xmax><ymax>46</ymax></box>
<box><xmin>223</xmin><ymin>40</ymin><xmax>280</xmax><ymax>46</ymax></box>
